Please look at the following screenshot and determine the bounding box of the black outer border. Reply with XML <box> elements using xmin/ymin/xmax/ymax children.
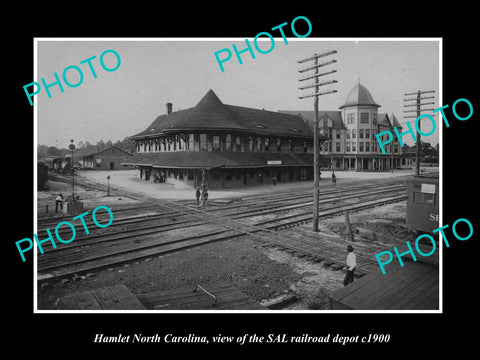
<box><xmin>6</xmin><ymin>6</ymin><xmax>478</xmax><ymax>355</ymax></box>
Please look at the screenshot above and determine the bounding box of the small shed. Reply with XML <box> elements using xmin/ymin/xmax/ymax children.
<box><xmin>329</xmin><ymin>261</ymin><xmax>439</xmax><ymax>310</ymax></box>
<box><xmin>80</xmin><ymin>146</ymin><xmax>133</xmax><ymax>170</ymax></box>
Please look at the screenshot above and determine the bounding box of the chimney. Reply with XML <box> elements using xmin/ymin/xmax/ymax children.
<box><xmin>166</xmin><ymin>102</ymin><xmax>173</xmax><ymax>115</ymax></box>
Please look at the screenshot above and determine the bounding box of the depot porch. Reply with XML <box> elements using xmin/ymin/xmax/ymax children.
<box><xmin>328</xmin><ymin>154</ymin><xmax>402</xmax><ymax>171</ymax></box>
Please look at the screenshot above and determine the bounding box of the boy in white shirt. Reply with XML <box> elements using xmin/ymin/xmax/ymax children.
<box><xmin>344</xmin><ymin>245</ymin><xmax>356</xmax><ymax>286</ymax></box>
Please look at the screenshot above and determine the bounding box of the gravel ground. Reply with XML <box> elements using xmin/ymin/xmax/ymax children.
<box><xmin>38</xmin><ymin>236</ymin><xmax>306</xmax><ymax>310</ymax></box>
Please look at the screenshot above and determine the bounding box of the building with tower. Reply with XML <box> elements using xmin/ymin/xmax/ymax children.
<box><xmin>124</xmin><ymin>83</ymin><xmax>404</xmax><ymax>189</ymax></box>
<box><xmin>281</xmin><ymin>82</ymin><xmax>403</xmax><ymax>171</ymax></box>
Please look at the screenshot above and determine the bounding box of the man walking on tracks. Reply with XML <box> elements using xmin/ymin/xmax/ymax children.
<box><xmin>55</xmin><ymin>193</ymin><xmax>64</xmax><ymax>213</ymax></box>
<box><xmin>343</xmin><ymin>245</ymin><xmax>356</xmax><ymax>286</ymax></box>
<box><xmin>201</xmin><ymin>187</ymin><xmax>209</xmax><ymax>207</ymax></box>
<box><xmin>195</xmin><ymin>187</ymin><xmax>201</xmax><ymax>206</ymax></box>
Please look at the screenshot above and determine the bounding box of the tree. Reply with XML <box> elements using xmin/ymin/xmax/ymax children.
<box><xmin>96</xmin><ymin>140</ymin><xmax>106</xmax><ymax>149</ymax></box>
<box><xmin>48</xmin><ymin>146</ymin><xmax>62</xmax><ymax>156</ymax></box>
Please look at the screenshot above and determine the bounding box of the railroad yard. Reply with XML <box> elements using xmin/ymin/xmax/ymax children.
<box><xmin>36</xmin><ymin>169</ymin><xmax>429</xmax><ymax>311</ymax></box>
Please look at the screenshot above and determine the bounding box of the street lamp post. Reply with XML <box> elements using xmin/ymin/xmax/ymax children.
<box><xmin>69</xmin><ymin>139</ymin><xmax>76</xmax><ymax>201</ymax></box>
<box><xmin>65</xmin><ymin>139</ymin><xmax>84</xmax><ymax>215</ymax></box>
<box><xmin>107</xmin><ymin>175</ymin><xmax>111</xmax><ymax>196</ymax></box>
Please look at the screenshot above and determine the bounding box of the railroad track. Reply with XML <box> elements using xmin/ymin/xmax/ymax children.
<box><xmin>37</xmin><ymin>182</ymin><xmax>407</xmax><ymax>282</ymax></box>
<box><xmin>36</xmin><ymin>183</ymin><xmax>405</xmax><ymax>256</ymax></box>
<box><xmin>37</xmin><ymin>182</ymin><xmax>404</xmax><ymax>237</ymax></box>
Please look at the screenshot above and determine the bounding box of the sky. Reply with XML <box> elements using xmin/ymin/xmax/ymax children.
<box><xmin>36</xmin><ymin>38</ymin><xmax>440</xmax><ymax>148</ymax></box>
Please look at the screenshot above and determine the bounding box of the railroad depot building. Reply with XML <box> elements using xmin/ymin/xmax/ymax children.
<box><xmin>79</xmin><ymin>146</ymin><xmax>133</xmax><ymax>170</ymax></box>
<box><xmin>124</xmin><ymin>89</ymin><xmax>328</xmax><ymax>189</ymax></box>
<box><xmin>281</xmin><ymin>82</ymin><xmax>404</xmax><ymax>171</ymax></box>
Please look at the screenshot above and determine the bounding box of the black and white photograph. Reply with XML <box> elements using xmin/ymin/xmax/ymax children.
<box><xmin>33</xmin><ymin>38</ymin><xmax>441</xmax><ymax>313</ymax></box>
<box><xmin>6</xmin><ymin>6</ymin><xmax>479</xmax><ymax>354</ymax></box>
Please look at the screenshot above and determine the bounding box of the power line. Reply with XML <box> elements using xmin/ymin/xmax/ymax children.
<box><xmin>298</xmin><ymin>50</ymin><xmax>338</xmax><ymax>233</ymax></box>
<box><xmin>403</xmin><ymin>90</ymin><xmax>436</xmax><ymax>176</ymax></box>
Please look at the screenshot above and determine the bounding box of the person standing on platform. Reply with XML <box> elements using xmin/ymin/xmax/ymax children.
<box><xmin>332</xmin><ymin>171</ymin><xmax>336</xmax><ymax>184</ymax></box>
<box><xmin>195</xmin><ymin>187</ymin><xmax>201</xmax><ymax>206</ymax></box>
<box><xmin>343</xmin><ymin>245</ymin><xmax>356</xmax><ymax>286</ymax></box>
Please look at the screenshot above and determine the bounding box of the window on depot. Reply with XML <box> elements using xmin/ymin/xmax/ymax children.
<box><xmin>188</xmin><ymin>133</ymin><xmax>194</xmax><ymax>150</ymax></box>
<box><xmin>248</xmin><ymin>137</ymin><xmax>253</xmax><ymax>152</ymax></box>
<box><xmin>288</xmin><ymin>139</ymin><xmax>293</xmax><ymax>152</ymax></box>
<box><xmin>213</xmin><ymin>135</ymin><xmax>220</xmax><ymax>150</ymax></box>
<box><xmin>200</xmin><ymin>133</ymin><xmax>207</xmax><ymax>150</ymax></box>
<box><xmin>235</xmin><ymin>136</ymin><xmax>241</xmax><ymax>151</ymax></box>
<box><xmin>265</xmin><ymin>138</ymin><xmax>270</xmax><ymax>151</ymax></box>
<box><xmin>225</xmin><ymin>134</ymin><xmax>232</xmax><ymax>150</ymax></box>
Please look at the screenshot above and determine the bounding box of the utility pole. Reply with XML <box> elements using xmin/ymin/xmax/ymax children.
<box><xmin>403</xmin><ymin>90</ymin><xmax>435</xmax><ymax>176</ymax></box>
<box><xmin>298</xmin><ymin>50</ymin><xmax>337</xmax><ymax>232</ymax></box>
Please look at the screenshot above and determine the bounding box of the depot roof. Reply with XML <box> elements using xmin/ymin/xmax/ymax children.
<box><xmin>279</xmin><ymin>110</ymin><xmax>346</xmax><ymax>130</ymax></box>
<box><xmin>128</xmin><ymin>90</ymin><xmax>317</xmax><ymax>140</ymax></box>
<box><xmin>123</xmin><ymin>151</ymin><xmax>314</xmax><ymax>169</ymax></box>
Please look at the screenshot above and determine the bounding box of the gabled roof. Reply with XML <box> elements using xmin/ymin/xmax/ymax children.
<box><xmin>339</xmin><ymin>83</ymin><xmax>381</xmax><ymax>109</ymax></box>
<box><xmin>129</xmin><ymin>90</ymin><xmax>314</xmax><ymax>140</ymax></box>
<box><xmin>375</xmin><ymin>113</ymin><xmax>392</xmax><ymax>127</ymax></box>
<box><xmin>391</xmin><ymin>114</ymin><xmax>402</xmax><ymax>128</ymax></box>
<box><xmin>279</xmin><ymin>110</ymin><xmax>346</xmax><ymax>130</ymax></box>
<box><xmin>80</xmin><ymin>145</ymin><xmax>133</xmax><ymax>158</ymax></box>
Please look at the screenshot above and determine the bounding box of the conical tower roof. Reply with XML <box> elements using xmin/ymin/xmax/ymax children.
<box><xmin>339</xmin><ymin>83</ymin><xmax>380</xmax><ymax>109</ymax></box>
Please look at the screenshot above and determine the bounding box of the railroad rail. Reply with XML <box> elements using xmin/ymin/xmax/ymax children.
<box><xmin>37</xmin><ymin>180</ymin><xmax>407</xmax><ymax>282</ymax></box>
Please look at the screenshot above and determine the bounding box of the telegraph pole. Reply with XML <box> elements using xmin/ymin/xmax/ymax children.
<box><xmin>298</xmin><ymin>50</ymin><xmax>337</xmax><ymax>232</ymax></box>
<box><xmin>403</xmin><ymin>90</ymin><xmax>435</xmax><ymax>176</ymax></box>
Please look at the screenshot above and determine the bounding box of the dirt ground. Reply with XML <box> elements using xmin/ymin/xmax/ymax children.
<box><xmin>37</xmin><ymin>172</ymin><xmax>409</xmax><ymax>311</ymax></box>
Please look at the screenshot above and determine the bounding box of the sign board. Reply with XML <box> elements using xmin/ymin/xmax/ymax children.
<box><xmin>421</xmin><ymin>183</ymin><xmax>436</xmax><ymax>194</ymax></box>
<box><xmin>267</xmin><ymin>160</ymin><xmax>282</xmax><ymax>165</ymax></box>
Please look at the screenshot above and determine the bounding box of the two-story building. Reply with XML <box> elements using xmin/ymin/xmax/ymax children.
<box><xmin>124</xmin><ymin>89</ymin><xmax>328</xmax><ymax>189</ymax></box>
<box><xmin>281</xmin><ymin>82</ymin><xmax>403</xmax><ymax>171</ymax></box>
